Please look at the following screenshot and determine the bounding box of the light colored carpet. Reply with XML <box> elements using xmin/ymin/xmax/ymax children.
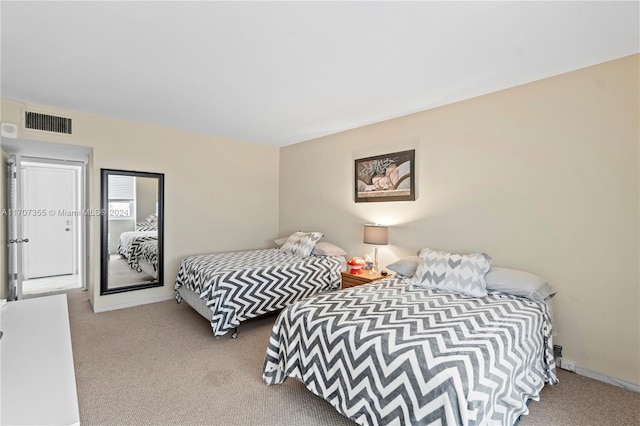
<box><xmin>64</xmin><ymin>289</ymin><xmax>639</xmax><ymax>426</ymax></box>
<box><xmin>108</xmin><ymin>255</ymin><xmax>155</xmax><ymax>288</ymax></box>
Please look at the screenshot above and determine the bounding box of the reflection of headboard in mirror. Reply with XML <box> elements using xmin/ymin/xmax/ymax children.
<box><xmin>100</xmin><ymin>169</ymin><xmax>164</xmax><ymax>295</ymax></box>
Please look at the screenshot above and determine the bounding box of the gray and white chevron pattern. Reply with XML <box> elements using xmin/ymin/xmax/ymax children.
<box><xmin>410</xmin><ymin>248</ymin><xmax>492</xmax><ymax>298</ymax></box>
<box><xmin>263</xmin><ymin>278</ymin><xmax>558</xmax><ymax>426</ymax></box>
<box><xmin>139</xmin><ymin>240</ymin><xmax>158</xmax><ymax>272</ymax></box>
<box><xmin>280</xmin><ymin>231</ymin><xmax>324</xmax><ymax>257</ymax></box>
<box><xmin>117</xmin><ymin>232</ymin><xmax>158</xmax><ymax>271</ymax></box>
<box><xmin>175</xmin><ymin>248</ymin><xmax>343</xmax><ymax>336</ymax></box>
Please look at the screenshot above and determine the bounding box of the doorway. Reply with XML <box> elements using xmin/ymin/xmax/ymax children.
<box><xmin>21</xmin><ymin>160</ymin><xmax>83</xmax><ymax>295</ymax></box>
<box><xmin>2</xmin><ymin>138</ymin><xmax>91</xmax><ymax>299</ymax></box>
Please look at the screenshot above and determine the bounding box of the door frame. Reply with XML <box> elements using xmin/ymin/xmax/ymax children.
<box><xmin>21</xmin><ymin>159</ymin><xmax>83</xmax><ymax>280</ymax></box>
<box><xmin>13</xmin><ymin>156</ymin><xmax>87</xmax><ymax>296</ymax></box>
<box><xmin>6</xmin><ymin>154</ymin><xmax>23</xmax><ymax>300</ymax></box>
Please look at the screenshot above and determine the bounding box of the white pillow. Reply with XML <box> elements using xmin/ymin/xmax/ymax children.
<box><xmin>280</xmin><ymin>231</ymin><xmax>323</xmax><ymax>257</ymax></box>
<box><xmin>274</xmin><ymin>237</ymin><xmax>288</xmax><ymax>247</ymax></box>
<box><xmin>386</xmin><ymin>256</ymin><xmax>420</xmax><ymax>277</ymax></box>
<box><xmin>485</xmin><ymin>267</ymin><xmax>557</xmax><ymax>301</ymax></box>
<box><xmin>311</xmin><ymin>241</ymin><xmax>347</xmax><ymax>257</ymax></box>
<box><xmin>408</xmin><ymin>248</ymin><xmax>491</xmax><ymax>297</ymax></box>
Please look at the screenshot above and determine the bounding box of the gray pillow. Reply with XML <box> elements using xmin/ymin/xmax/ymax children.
<box><xmin>386</xmin><ymin>256</ymin><xmax>420</xmax><ymax>277</ymax></box>
<box><xmin>485</xmin><ymin>267</ymin><xmax>557</xmax><ymax>301</ymax></box>
<box><xmin>311</xmin><ymin>241</ymin><xmax>347</xmax><ymax>257</ymax></box>
<box><xmin>274</xmin><ymin>237</ymin><xmax>288</xmax><ymax>246</ymax></box>
<box><xmin>280</xmin><ymin>231</ymin><xmax>323</xmax><ymax>257</ymax></box>
<box><xmin>408</xmin><ymin>248</ymin><xmax>491</xmax><ymax>298</ymax></box>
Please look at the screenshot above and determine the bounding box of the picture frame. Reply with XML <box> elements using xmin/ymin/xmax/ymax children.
<box><xmin>354</xmin><ymin>149</ymin><xmax>415</xmax><ymax>202</ymax></box>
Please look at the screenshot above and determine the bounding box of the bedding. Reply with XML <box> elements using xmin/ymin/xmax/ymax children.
<box><xmin>137</xmin><ymin>239</ymin><xmax>159</xmax><ymax>279</ymax></box>
<box><xmin>385</xmin><ymin>256</ymin><xmax>556</xmax><ymax>302</ymax></box>
<box><xmin>263</xmin><ymin>277</ymin><xmax>558</xmax><ymax>426</ymax></box>
<box><xmin>280</xmin><ymin>231</ymin><xmax>324</xmax><ymax>257</ymax></box>
<box><xmin>485</xmin><ymin>267</ymin><xmax>557</xmax><ymax>301</ymax></box>
<box><xmin>174</xmin><ymin>248</ymin><xmax>344</xmax><ymax>337</ymax></box>
<box><xmin>275</xmin><ymin>237</ymin><xmax>347</xmax><ymax>257</ymax></box>
<box><xmin>311</xmin><ymin>241</ymin><xmax>348</xmax><ymax>257</ymax></box>
<box><xmin>135</xmin><ymin>213</ymin><xmax>158</xmax><ymax>231</ymax></box>
<box><xmin>386</xmin><ymin>255</ymin><xmax>420</xmax><ymax>277</ymax></box>
<box><xmin>409</xmin><ymin>248</ymin><xmax>492</xmax><ymax>298</ymax></box>
<box><xmin>117</xmin><ymin>231</ymin><xmax>158</xmax><ymax>271</ymax></box>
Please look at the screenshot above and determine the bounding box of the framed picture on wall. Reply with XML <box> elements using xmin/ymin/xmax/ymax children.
<box><xmin>354</xmin><ymin>149</ymin><xmax>415</xmax><ymax>202</ymax></box>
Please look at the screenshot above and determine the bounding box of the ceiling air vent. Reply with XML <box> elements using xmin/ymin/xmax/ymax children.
<box><xmin>25</xmin><ymin>111</ymin><xmax>72</xmax><ymax>134</ymax></box>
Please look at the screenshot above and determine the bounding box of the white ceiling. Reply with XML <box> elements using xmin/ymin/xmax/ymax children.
<box><xmin>1</xmin><ymin>1</ymin><xmax>638</xmax><ymax>147</ymax></box>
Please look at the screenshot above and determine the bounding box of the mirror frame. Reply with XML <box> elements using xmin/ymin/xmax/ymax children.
<box><xmin>100</xmin><ymin>168</ymin><xmax>164</xmax><ymax>295</ymax></box>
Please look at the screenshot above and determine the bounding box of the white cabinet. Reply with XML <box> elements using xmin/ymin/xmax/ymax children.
<box><xmin>1</xmin><ymin>294</ymin><xmax>80</xmax><ymax>425</ymax></box>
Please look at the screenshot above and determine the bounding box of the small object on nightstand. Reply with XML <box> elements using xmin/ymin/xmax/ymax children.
<box><xmin>347</xmin><ymin>257</ymin><xmax>366</xmax><ymax>274</ymax></box>
<box><xmin>363</xmin><ymin>254</ymin><xmax>373</xmax><ymax>270</ymax></box>
<box><xmin>381</xmin><ymin>270</ymin><xmax>388</xmax><ymax>276</ymax></box>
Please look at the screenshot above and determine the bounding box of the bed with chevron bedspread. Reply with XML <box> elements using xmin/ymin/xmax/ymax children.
<box><xmin>174</xmin><ymin>248</ymin><xmax>344</xmax><ymax>337</ymax></box>
<box><xmin>262</xmin><ymin>277</ymin><xmax>558</xmax><ymax>426</ymax></box>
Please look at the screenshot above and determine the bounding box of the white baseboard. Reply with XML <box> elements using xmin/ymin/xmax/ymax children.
<box><xmin>573</xmin><ymin>366</ymin><xmax>640</xmax><ymax>393</ymax></box>
<box><xmin>92</xmin><ymin>294</ymin><xmax>175</xmax><ymax>313</ymax></box>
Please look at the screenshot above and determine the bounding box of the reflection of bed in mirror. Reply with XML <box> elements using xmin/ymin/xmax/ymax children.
<box><xmin>115</xmin><ymin>213</ymin><xmax>159</xmax><ymax>275</ymax></box>
<box><xmin>117</xmin><ymin>231</ymin><xmax>157</xmax><ymax>270</ymax></box>
<box><xmin>137</xmin><ymin>239</ymin><xmax>158</xmax><ymax>279</ymax></box>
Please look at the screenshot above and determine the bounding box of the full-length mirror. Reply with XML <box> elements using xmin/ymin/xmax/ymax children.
<box><xmin>101</xmin><ymin>169</ymin><xmax>164</xmax><ymax>295</ymax></box>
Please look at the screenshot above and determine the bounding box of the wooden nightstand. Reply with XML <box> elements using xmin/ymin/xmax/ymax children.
<box><xmin>341</xmin><ymin>270</ymin><xmax>389</xmax><ymax>289</ymax></box>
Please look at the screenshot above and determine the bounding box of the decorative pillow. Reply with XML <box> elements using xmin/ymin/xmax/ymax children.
<box><xmin>144</xmin><ymin>213</ymin><xmax>158</xmax><ymax>223</ymax></box>
<box><xmin>386</xmin><ymin>256</ymin><xmax>420</xmax><ymax>277</ymax></box>
<box><xmin>311</xmin><ymin>241</ymin><xmax>347</xmax><ymax>257</ymax></box>
<box><xmin>135</xmin><ymin>223</ymin><xmax>157</xmax><ymax>231</ymax></box>
<box><xmin>408</xmin><ymin>248</ymin><xmax>491</xmax><ymax>297</ymax></box>
<box><xmin>485</xmin><ymin>267</ymin><xmax>557</xmax><ymax>301</ymax></box>
<box><xmin>280</xmin><ymin>231</ymin><xmax>324</xmax><ymax>257</ymax></box>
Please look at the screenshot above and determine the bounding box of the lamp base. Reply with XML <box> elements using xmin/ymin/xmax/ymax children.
<box><xmin>372</xmin><ymin>247</ymin><xmax>379</xmax><ymax>273</ymax></box>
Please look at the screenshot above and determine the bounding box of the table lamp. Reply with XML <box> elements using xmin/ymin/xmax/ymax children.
<box><xmin>363</xmin><ymin>224</ymin><xmax>388</xmax><ymax>273</ymax></box>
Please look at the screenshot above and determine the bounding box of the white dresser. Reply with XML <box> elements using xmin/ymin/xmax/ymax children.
<box><xmin>0</xmin><ymin>294</ymin><xmax>80</xmax><ymax>425</ymax></box>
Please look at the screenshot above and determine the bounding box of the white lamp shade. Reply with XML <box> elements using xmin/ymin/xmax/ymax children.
<box><xmin>363</xmin><ymin>224</ymin><xmax>388</xmax><ymax>245</ymax></box>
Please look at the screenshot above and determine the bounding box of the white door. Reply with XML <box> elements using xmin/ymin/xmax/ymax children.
<box><xmin>22</xmin><ymin>166</ymin><xmax>76</xmax><ymax>279</ymax></box>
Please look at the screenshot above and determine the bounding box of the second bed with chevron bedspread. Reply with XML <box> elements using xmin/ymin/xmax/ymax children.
<box><xmin>263</xmin><ymin>277</ymin><xmax>558</xmax><ymax>426</ymax></box>
<box><xmin>175</xmin><ymin>248</ymin><xmax>344</xmax><ymax>337</ymax></box>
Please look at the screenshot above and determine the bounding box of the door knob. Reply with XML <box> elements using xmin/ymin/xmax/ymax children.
<box><xmin>8</xmin><ymin>238</ymin><xmax>28</xmax><ymax>243</ymax></box>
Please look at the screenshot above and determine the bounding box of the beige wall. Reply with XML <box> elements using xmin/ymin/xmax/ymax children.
<box><xmin>135</xmin><ymin>176</ymin><xmax>158</xmax><ymax>223</ymax></box>
<box><xmin>0</xmin><ymin>99</ymin><xmax>280</xmax><ymax>311</ymax></box>
<box><xmin>280</xmin><ymin>54</ymin><xmax>639</xmax><ymax>385</ymax></box>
